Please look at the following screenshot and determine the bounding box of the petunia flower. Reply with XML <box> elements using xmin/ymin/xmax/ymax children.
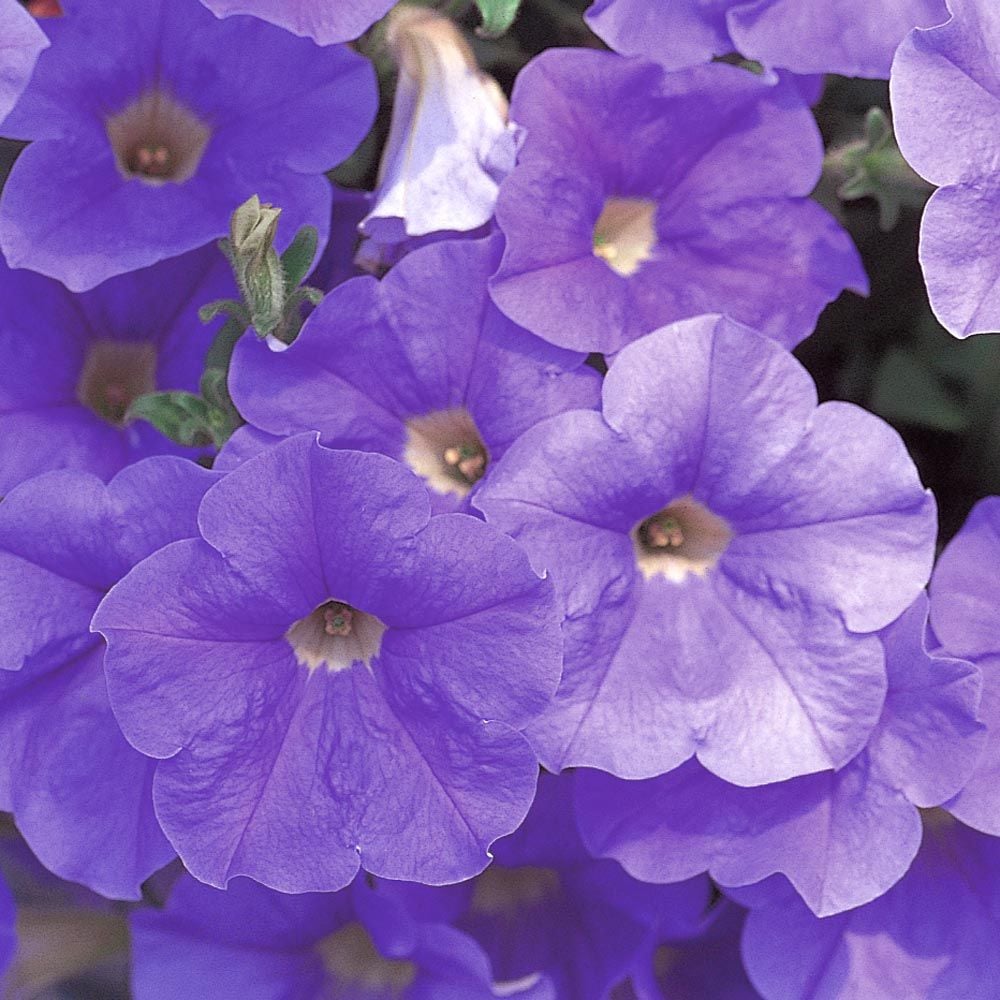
<box><xmin>453</xmin><ymin>771</ymin><xmax>710</xmax><ymax>999</ymax></box>
<box><xmin>0</xmin><ymin>0</ymin><xmax>48</xmax><ymax>126</ymax></box>
<box><xmin>576</xmin><ymin>594</ymin><xmax>985</xmax><ymax>917</ymax></box>
<box><xmin>929</xmin><ymin>495</ymin><xmax>1000</xmax><ymax>835</ymax></box>
<box><xmin>0</xmin><ymin>0</ymin><xmax>376</xmax><ymax>290</ymax></box>
<box><xmin>622</xmin><ymin>901</ymin><xmax>759</xmax><ymax>1000</ymax></box>
<box><xmin>0</xmin><ymin>873</ymin><xmax>12</xmax><ymax>980</ymax></box>
<box><xmin>223</xmin><ymin>235</ymin><xmax>601</xmax><ymax>512</ymax></box>
<box><xmin>0</xmin><ymin>246</ymin><xmax>232</xmax><ymax>495</ymax></box>
<box><xmin>892</xmin><ymin>0</ymin><xmax>1000</xmax><ymax>337</ymax></box>
<box><xmin>0</xmin><ymin>457</ymin><xmax>219</xmax><ymax>898</ymax></box>
<box><xmin>475</xmin><ymin>314</ymin><xmax>937</xmax><ymax>786</ymax></box>
<box><xmin>488</xmin><ymin>49</ymin><xmax>866</xmax><ymax>354</ymax></box>
<box><xmin>740</xmin><ymin>813</ymin><xmax>1000</xmax><ymax>998</ymax></box>
<box><xmin>198</xmin><ymin>0</ymin><xmax>395</xmax><ymax>45</ymax></box>
<box><xmin>585</xmin><ymin>0</ymin><xmax>948</xmax><ymax>77</ymax></box>
<box><xmin>131</xmin><ymin>872</ymin><xmax>555</xmax><ymax>999</ymax></box>
<box><xmin>93</xmin><ymin>434</ymin><xmax>563</xmax><ymax>893</ymax></box>
<box><xmin>359</xmin><ymin>7</ymin><xmax>521</xmax><ymax>251</ymax></box>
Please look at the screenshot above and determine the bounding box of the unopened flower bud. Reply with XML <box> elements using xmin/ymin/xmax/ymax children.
<box><xmin>227</xmin><ymin>195</ymin><xmax>286</xmax><ymax>337</ymax></box>
<box><xmin>360</xmin><ymin>6</ymin><xmax>521</xmax><ymax>251</ymax></box>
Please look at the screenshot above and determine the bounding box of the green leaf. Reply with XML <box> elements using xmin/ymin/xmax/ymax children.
<box><xmin>199</xmin><ymin>298</ymin><xmax>248</xmax><ymax>326</ymax></box>
<box><xmin>128</xmin><ymin>392</ymin><xmax>219</xmax><ymax>448</ymax></box>
<box><xmin>474</xmin><ymin>0</ymin><xmax>522</xmax><ymax>38</ymax></box>
<box><xmin>280</xmin><ymin>225</ymin><xmax>319</xmax><ymax>290</ymax></box>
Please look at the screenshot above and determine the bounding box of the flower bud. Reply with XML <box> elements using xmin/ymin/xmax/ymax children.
<box><xmin>227</xmin><ymin>195</ymin><xmax>286</xmax><ymax>337</ymax></box>
<box><xmin>360</xmin><ymin>6</ymin><xmax>521</xmax><ymax>250</ymax></box>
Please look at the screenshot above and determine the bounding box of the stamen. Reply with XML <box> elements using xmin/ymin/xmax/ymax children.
<box><xmin>632</xmin><ymin>496</ymin><xmax>732</xmax><ymax>583</ymax></box>
<box><xmin>640</xmin><ymin>515</ymin><xmax>684</xmax><ymax>550</ymax></box>
<box><xmin>128</xmin><ymin>144</ymin><xmax>172</xmax><ymax>178</ymax></box>
<box><xmin>404</xmin><ymin>408</ymin><xmax>490</xmax><ymax>497</ymax></box>
<box><xmin>286</xmin><ymin>600</ymin><xmax>386</xmax><ymax>673</ymax></box>
<box><xmin>442</xmin><ymin>442</ymin><xmax>487</xmax><ymax>485</ymax></box>
<box><xmin>592</xmin><ymin>197</ymin><xmax>657</xmax><ymax>277</ymax></box>
<box><xmin>322</xmin><ymin>602</ymin><xmax>353</xmax><ymax>637</ymax></box>
<box><xmin>106</xmin><ymin>90</ymin><xmax>211</xmax><ymax>186</ymax></box>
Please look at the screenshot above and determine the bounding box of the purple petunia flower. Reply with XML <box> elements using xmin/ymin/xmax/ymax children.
<box><xmin>224</xmin><ymin>235</ymin><xmax>601</xmax><ymax>511</ymax></box>
<box><xmin>132</xmin><ymin>872</ymin><xmax>555</xmax><ymax>999</ymax></box>
<box><xmin>475</xmin><ymin>314</ymin><xmax>937</xmax><ymax>786</ymax></box>
<box><xmin>0</xmin><ymin>0</ymin><xmax>376</xmax><ymax>290</ymax></box>
<box><xmin>0</xmin><ymin>245</ymin><xmax>232</xmax><ymax>495</ymax></box>
<box><xmin>0</xmin><ymin>457</ymin><xmax>218</xmax><ymax>898</ymax></box>
<box><xmin>740</xmin><ymin>813</ymin><xmax>1000</xmax><ymax>999</ymax></box>
<box><xmin>198</xmin><ymin>0</ymin><xmax>395</xmax><ymax>45</ymax></box>
<box><xmin>623</xmin><ymin>901</ymin><xmax>759</xmax><ymax>1000</ymax></box>
<box><xmin>0</xmin><ymin>0</ymin><xmax>48</xmax><ymax>125</ymax></box>
<box><xmin>929</xmin><ymin>496</ymin><xmax>1000</xmax><ymax>835</ymax></box>
<box><xmin>453</xmin><ymin>771</ymin><xmax>710</xmax><ymax>999</ymax></box>
<box><xmin>488</xmin><ymin>49</ymin><xmax>866</xmax><ymax>354</ymax></box>
<box><xmin>576</xmin><ymin>594</ymin><xmax>984</xmax><ymax>917</ymax></box>
<box><xmin>892</xmin><ymin>0</ymin><xmax>1000</xmax><ymax>337</ymax></box>
<box><xmin>0</xmin><ymin>873</ymin><xmax>13</xmax><ymax>980</ymax></box>
<box><xmin>93</xmin><ymin>434</ymin><xmax>563</xmax><ymax>893</ymax></box>
<box><xmin>586</xmin><ymin>0</ymin><xmax>947</xmax><ymax>77</ymax></box>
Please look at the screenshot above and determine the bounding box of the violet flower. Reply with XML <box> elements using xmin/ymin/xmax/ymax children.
<box><xmin>489</xmin><ymin>49</ymin><xmax>866</xmax><ymax>354</ymax></box>
<box><xmin>360</xmin><ymin>7</ymin><xmax>520</xmax><ymax>250</ymax></box>
<box><xmin>0</xmin><ymin>246</ymin><xmax>232</xmax><ymax>495</ymax></box>
<box><xmin>224</xmin><ymin>235</ymin><xmax>601</xmax><ymax>512</ymax></box>
<box><xmin>929</xmin><ymin>495</ymin><xmax>1000</xmax><ymax>835</ymax></box>
<box><xmin>892</xmin><ymin>0</ymin><xmax>1000</xmax><ymax>337</ymax></box>
<box><xmin>132</xmin><ymin>873</ymin><xmax>555</xmax><ymax>999</ymax></box>
<box><xmin>0</xmin><ymin>0</ymin><xmax>47</xmax><ymax>125</ymax></box>
<box><xmin>0</xmin><ymin>457</ymin><xmax>218</xmax><ymax>898</ymax></box>
<box><xmin>0</xmin><ymin>0</ymin><xmax>376</xmax><ymax>290</ymax></box>
<box><xmin>576</xmin><ymin>595</ymin><xmax>984</xmax><ymax>917</ymax></box>
<box><xmin>475</xmin><ymin>314</ymin><xmax>937</xmax><ymax>786</ymax></box>
<box><xmin>198</xmin><ymin>0</ymin><xmax>395</xmax><ymax>45</ymax></box>
<box><xmin>93</xmin><ymin>435</ymin><xmax>562</xmax><ymax>893</ymax></box>
<box><xmin>454</xmin><ymin>772</ymin><xmax>710</xmax><ymax>999</ymax></box>
<box><xmin>740</xmin><ymin>813</ymin><xmax>1000</xmax><ymax>998</ymax></box>
<box><xmin>586</xmin><ymin>0</ymin><xmax>948</xmax><ymax>77</ymax></box>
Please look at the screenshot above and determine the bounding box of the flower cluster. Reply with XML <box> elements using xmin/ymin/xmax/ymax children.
<box><xmin>1</xmin><ymin>0</ymin><xmax>997</xmax><ymax>997</ymax></box>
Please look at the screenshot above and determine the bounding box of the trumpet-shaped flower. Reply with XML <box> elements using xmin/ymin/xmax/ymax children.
<box><xmin>94</xmin><ymin>435</ymin><xmax>562</xmax><ymax>893</ymax></box>
<box><xmin>0</xmin><ymin>0</ymin><xmax>376</xmax><ymax>290</ymax></box>
<box><xmin>476</xmin><ymin>314</ymin><xmax>937</xmax><ymax>786</ymax></box>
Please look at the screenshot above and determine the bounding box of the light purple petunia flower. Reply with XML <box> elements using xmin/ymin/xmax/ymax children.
<box><xmin>0</xmin><ymin>0</ymin><xmax>48</xmax><ymax>125</ymax></box>
<box><xmin>359</xmin><ymin>7</ymin><xmax>520</xmax><ymax>249</ymax></box>
<box><xmin>475</xmin><ymin>314</ymin><xmax>937</xmax><ymax>786</ymax></box>
<box><xmin>131</xmin><ymin>872</ymin><xmax>555</xmax><ymax>999</ymax></box>
<box><xmin>93</xmin><ymin>434</ymin><xmax>563</xmax><ymax>893</ymax></box>
<box><xmin>0</xmin><ymin>246</ymin><xmax>232</xmax><ymax>495</ymax></box>
<box><xmin>0</xmin><ymin>457</ymin><xmax>218</xmax><ymax>898</ymax></box>
<box><xmin>740</xmin><ymin>814</ymin><xmax>1000</xmax><ymax>999</ymax></box>
<box><xmin>930</xmin><ymin>496</ymin><xmax>1000</xmax><ymax>834</ymax></box>
<box><xmin>0</xmin><ymin>0</ymin><xmax>376</xmax><ymax>291</ymax></box>
<box><xmin>586</xmin><ymin>0</ymin><xmax>947</xmax><ymax>77</ymax></box>
<box><xmin>576</xmin><ymin>595</ymin><xmax>984</xmax><ymax>917</ymax></box>
<box><xmin>198</xmin><ymin>0</ymin><xmax>395</xmax><ymax>45</ymax></box>
<box><xmin>892</xmin><ymin>0</ymin><xmax>1000</xmax><ymax>337</ymax></box>
<box><xmin>224</xmin><ymin>235</ymin><xmax>601</xmax><ymax>512</ymax></box>
<box><xmin>453</xmin><ymin>771</ymin><xmax>710</xmax><ymax>999</ymax></box>
<box><xmin>488</xmin><ymin>49</ymin><xmax>866</xmax><ymax>354</ymax></box>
